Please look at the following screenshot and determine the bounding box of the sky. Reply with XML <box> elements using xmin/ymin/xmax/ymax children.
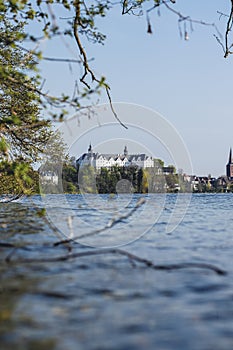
<box><xmin>36</xmin><ymin>0</ymin><xmax>233</xmax><ymax>177</ymax></box>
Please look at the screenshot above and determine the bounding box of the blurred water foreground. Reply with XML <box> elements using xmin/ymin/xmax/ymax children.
<box><xmin>0</xmin><ymin>193</ymin><xmax>233</xmax><ymax>350</ymax></box>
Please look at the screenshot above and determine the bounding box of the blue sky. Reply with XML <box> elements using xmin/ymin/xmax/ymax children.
<box><xmin>37</xmin><ymin>0</ymin><xmax>233</xmax><ymax>177</ymax></box>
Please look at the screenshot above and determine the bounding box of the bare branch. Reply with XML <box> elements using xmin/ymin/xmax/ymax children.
<box><xmin>72</xmin><ymin>1</ymin><xmax>127</xmax><ymax>127</ymax></box>
<box><xmin>217</xmin><ymin>11</ymin><xmax>229</xmax><ymax>20</ymax></box>
<box><xmin>5</xmin><ymin>246</ymin><xmax>227</xmax><ymax>276</ymax></box>
<box><xmin>0</xmin><ymin>193</ymin><xmax>25</xmax><ymax>203</ymax></box>
<box><xmin>224</xmin><ymin>0</ymin><xmax>233</xmax><ymax>57</ymax></box>
<box><xmin>73</xmin><ymin>1</ymin><xmax>96</xmax><ymax>87</ymax></box>
<box><xmin>54</xmin><ymin>197</ymin><xmax>145</xmax><ymax>246</ymax></box>
<box><xmin>106</xmin><ymin>87</ymin><xmax>128</xmax><ymax>129</ymax></box>
<box><xmin>214</xmin><ymin>34</ymin><xmax>225</xmax><ymax>54</ymax></box>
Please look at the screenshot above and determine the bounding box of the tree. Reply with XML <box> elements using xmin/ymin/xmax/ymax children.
<box><xmin>62</xmin><ymin>158</ymin><xmax>79</xmax><ymax>193</ymax></box>
<box><xmin>96</xmin><ymin>167</ymin><xmax>111</xmax><ymax>193</ymax></box>
<box><xmin>0</xmin><ymin>16</ymin><xmax>52</xmax><ymax>162</ymax></box>
<box><xmin>1</xmin><ymin>1</ymin><xmax>233</xmax><ymax>120</ymax></box>
<box><xmin>0</xmin><ymin>160</ymin><xmax>39</xmax><ymax>195</ymax></box>
<box><xmin>78</xmin><ymin>164</ymin><xmax>97</xmax><ymax>193</ymax></box>
<box><xmin>0</xmin><ymin>15</ymin><xmax>65</xmax><ymax>195</ymax></box>
<box><xmin>165</xmin><ymin>173</ymin><xmax>179</xmax><ymax>191</ymax></box>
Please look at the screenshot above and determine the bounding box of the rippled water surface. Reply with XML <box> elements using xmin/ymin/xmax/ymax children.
<box><xmin>0</xmin><ymin>193</ymin><xmax>233</xmax><ymax>350</ymax></box>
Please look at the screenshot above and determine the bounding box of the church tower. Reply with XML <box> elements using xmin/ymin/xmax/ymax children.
<box><xmin>226</xmin><ymin>148</ymin><xmax>233</xmax><ymax>179</ymax></box>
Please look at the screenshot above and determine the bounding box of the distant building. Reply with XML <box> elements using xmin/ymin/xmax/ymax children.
<box><xmin>39</xmin><ymin>170</ymin><xmax>59</xmax><ymax>185</ymax></box>
<box><xmin>162</xmin><ymin>166</ymin><xmax>175</xmax><ymax>175</ymax></box>
<box><xmin>217</xmin><ymin>176</ymin><xmax>229</xmax><ymax>191</ymax></box>
<box><xmin>226</xmin><ymin>148</ymin><xmax>233</xmax><ymax>179</ymax></box>
<box><xmin>181</xmin><ymin>174</ymin><xmax>216</xmax><ymax>192</ymax></box>
<box><xmin>76</xmin><ymin>144</ymin><xmax>154</xmax><ymax>170</ymax></box>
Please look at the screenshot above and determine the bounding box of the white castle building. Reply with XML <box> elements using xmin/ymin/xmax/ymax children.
<box><xmin>76</xmin><ymin>144</ymin><xmax>154</xmax><ymax>170</ymax></box>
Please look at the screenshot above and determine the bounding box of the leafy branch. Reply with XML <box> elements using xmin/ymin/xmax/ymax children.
<box><xmin>2</xmin><ymin>0</ymin><xmax>233</xmax><ymax>125</ymax></box>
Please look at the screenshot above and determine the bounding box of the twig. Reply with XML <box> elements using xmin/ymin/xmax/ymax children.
<box><xmin>5</xmin><ymin>247</ymin><xmax>227</xmax><ymax>276</ymax></box>
<box><xmin>217</xmin><ymin>11</ymin><xmax>229</xmax><ymax>20</ymax></box>
<box><xmin>54</xmin><ymin>197</ymin><xmax>146</xmax><ymax>246</ymax></box>
<box><xmin>0</xmin><ymin>193</ymin><xmax>25</xmax><ymax>203</ymax></box>
<box><xmin>106</xmin><ymin>87</ymin><xmax>128</xmax><ymax>129</ymax></box>
<box><xmin>0</xmin><ymin>242</ymin><xmax>16</xmax><ymax>248</ymax></box>
<box><xmin>214</xmin><ymin>34</ymin><xmax>225</xmax><ymax>54</ymax></box>
<box><xmin>224</xmin><ymin>0</ymin><xmax>233</xmax><ymax>57</ymax></box>
<box><xmin>72</xmin><ymin>1</ymin><xmax>127</xmax><ymax>128</ymax></box>
<box><xmin>17</xmin><ymin>45</ymin><xmax>81</xmax><ymax>63</ymax></box>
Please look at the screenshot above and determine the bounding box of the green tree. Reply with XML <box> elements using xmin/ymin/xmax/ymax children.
<box><xmin>0</xmin><ymin>17</ymin><xmax>51</xmax><ymax>162</ymax></box>
<box><xmin>0</xmin><ymin>16</ymin><xmax>62</xmax><ymax>195</ymax></box>
<box><xmin>154</xmin><ymin>159</ymin><xmax>164</xmax><ymax>169</ymax></box>
<box><xmin>165</xmin><ymin>174</ymin><xmax>179</xmax><ymax>192</ymax></box>
<box><xmin>62</xmin><ymin>160</ymin><xmax>79</xmax><ymax>193</ymax></box>
<box><xmin>144</xmin><ymin>166</ymin><xmax>166</xmax><ymax>193</ymax></box>
<box><xmin>0</xmin><ymin>160</ymin><xmax>39</xmax><ymax>195</ymax></box>
<box><xmin>96</xmin><ymin>165</ymin><xmax>144</xmax><ymax>194</ymax></box>
<box><xmin>78</xmin><ymin>164</ymin><xmax>97</xmax><ymax>193</ymax></box>
<box><xmin>38</xmin><ymin>131</ymin><xmax>70</xmax><ymax>194</ymax></box>
<box><xmin>96</xmin><ymin>167</ymin><xmax>111</xmax><ymax>193</ymax></box>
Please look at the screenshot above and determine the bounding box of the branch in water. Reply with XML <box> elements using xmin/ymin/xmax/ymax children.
<box><xmin>54</xmin><ymin>197</ymin><xmax>146</xmax><ymax>246</ymax></box>
<box><xmin>5</xmin><ymin>247</ymin><xmax>227</xmax><ymax>276</ymax></box>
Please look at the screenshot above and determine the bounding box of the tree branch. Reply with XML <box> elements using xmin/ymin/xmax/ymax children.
<box><xmin>224</xmin><ymin>0</ymin><xmax>233</xmax><ymax>57</ymax></box>
<box><xmin>5</xmin><ymin>246</ymin><xmax>227</xmax><ymax>276</ymax></box>
<box><xmin>72</xmin><ymin>1</ymin><xmax>127</xmax><ymax>128</ymax></box>
<box><xmin>54</xmin><ymin>197</ymin><xmax>145</xmax><ymax>246</ymax></box>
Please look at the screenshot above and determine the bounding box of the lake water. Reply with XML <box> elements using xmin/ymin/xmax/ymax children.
<box><xmin>0</xmin><ymin>193</ymin><xmax>233</xmax><ymax>350</ymax></box>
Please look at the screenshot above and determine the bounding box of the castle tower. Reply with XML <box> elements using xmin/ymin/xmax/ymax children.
<box><xmin>226</xmin><ymin>148</ymin><xmax>233</xmax><ymax>179</ymax></box>
<box><xmin>124</xmin><ymin>145</ymin><xmax>128</xmax><ymax>157</ymax></box>
<box><xmin>88</xmin><ymin>143</ymin><xmax>93</xmax><ymax>154</ymax></box>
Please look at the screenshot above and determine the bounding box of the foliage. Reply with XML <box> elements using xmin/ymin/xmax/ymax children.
<box><xmin>78</xmin><ymin>164</ymin><xmax>97</xmax><ymax>194</ymax></box>
<box><xmin>0</xmin><ymin>160</ymin><xmax>39</xmax><ymax>195</ymax></box>
<box><xmin>96</xmin><ymin>165</ymin><xmax>143</xmax><ymax>193</ymax></box>
<box><xmin>77</xmin><ymin>164</ymin><xmax>185</xmax><ymax>194</ymax></box>
<box><xmin>38</xmin><ymin>134</ymin><xmax>73</xmax><ymax>194</ymax></box>
<box><xmin>40</xmin><ymin>131</ymin><xmax>68</xmax><ymax>165</ymax></box>
<box><xmin>62</xmin><ymin>161</ymin><xmax>79</xmax><ymax>193</ymax></box>
<box><xmin>0</xmin><ymin>15</ymin><xmax>52</xmax><ymax>162</ymax></box>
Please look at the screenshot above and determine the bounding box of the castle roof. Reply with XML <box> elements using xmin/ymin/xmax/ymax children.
<box><xmin>76</xmin><ymin>146</ymin><xmax>153</xmax><ymax>166</ymax></box>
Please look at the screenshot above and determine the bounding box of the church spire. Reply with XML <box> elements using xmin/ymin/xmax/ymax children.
<box><xmin>226</xmin><ymin>147</ymin><xmax>233</xmax><ymax>178</ymax></box>
<box><xmin>228</xmin><ymin>147</ymin><xmax>232</xmax><ymax>164</ymax></box>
